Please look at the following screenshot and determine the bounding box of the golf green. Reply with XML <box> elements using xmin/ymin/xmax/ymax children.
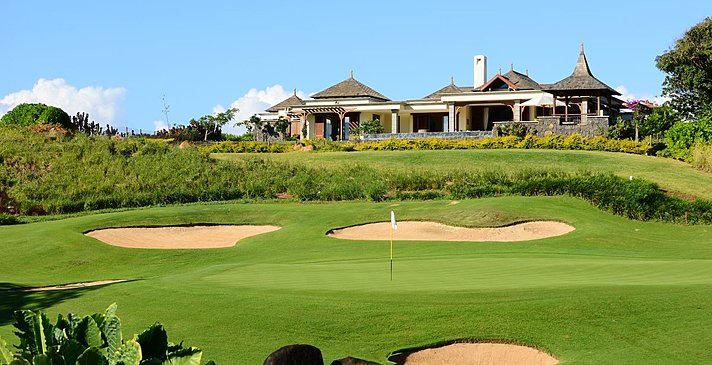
<box><xmin>1</xmin><ymin>197</ymin><xmax>711</xmax><ymax>364</ymax></box>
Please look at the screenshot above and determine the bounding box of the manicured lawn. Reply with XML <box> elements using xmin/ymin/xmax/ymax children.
<box><xmin>2</xmin><ymin>197</ymin><xmax>711</xmax><ymax>364</ymax></box>
<box><xmin>214</xmin><ymin>149</ymin><xmax>712</xmax><ymax>200</ymax></box>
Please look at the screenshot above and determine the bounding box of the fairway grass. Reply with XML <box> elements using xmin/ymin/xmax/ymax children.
<box><xmin>1</xmin><ymin>197</ymin><xmax>711</xmax><ymax>364</ymax></box>
<box><xmin>214</xmin><ymin>149</ymin><xmax>712</xmax><ymax>200</ymax></box>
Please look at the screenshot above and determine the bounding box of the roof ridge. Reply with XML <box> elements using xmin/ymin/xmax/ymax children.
<box><xmin>311</xmin><ymin>76</ymin><xmax>390</xmax><ymax>101</ymax></box>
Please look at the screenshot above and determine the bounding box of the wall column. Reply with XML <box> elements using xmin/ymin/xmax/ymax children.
<box><xmin>581</xmin><ymin>99</ymin><xmax>589</xmax><ymax>124</ymax></box>
<box><xmin>513</xmin><ymin>100</ymin><xmax>521</xmax><ymax>122</ymax></box>
<box><xmin>482</xmin><ymin>107</ymin><xmax>490</xmax><ymax>130</ymax></box>
<box><xmin>299</xmin><ymin>115</ymin><xmax>307</xmax><ymax>139</ymax></box>
<box><xmin>448</xmin><ymin>103</ymin><xmax>456</xmax><ymax>132</ymax></box>
<box><xmin>391</xmin><ymin>109</ymin><xmax>399</xmax><ymax>133</ymax></box>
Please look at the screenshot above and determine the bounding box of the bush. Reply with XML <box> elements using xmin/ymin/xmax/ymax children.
<box><xmin>201</xmin><ymin>141</ymin><xmax>294</xmax><ymax>153</ymax></box>
<box><xmin>0</xmin><ymin>103</ymin><xmax>72</xmax><ymax>129</ymax></box>
<box><xmin>660</xmin><ymin>115</ymin><xmax>712</xmax><ymax>160</ymax></box>
<box><xmin>496</xmin><ymin>121</ymin><xmax>536</xmax><ymax>138</ymax></box>
<box><xmin>692</xmin><ymin>143</ymin><xmax>712</xmax><ymax>171</ymax></box>
<box><xmin>0</xmin><ymin>303</ymin><xmax>216</xmax><ymax>365</ymax></box>
<box><xmin>351</xmin><ymin>119</ymin><xmax>384</xmax><ymax>135</ymax></box>
<box><xmin>0</xmin><ymin>213</ymin><xmax>19</xmax><ymax>225</ymax></box>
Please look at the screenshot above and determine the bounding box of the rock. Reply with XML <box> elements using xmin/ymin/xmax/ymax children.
<box><xmin>329</xmin><ymin>357</ymin><xmax>381</xmax><ymax>365</ymax></box>
<box><xmin>263</xmin><ymin>344</ymin><xmax>323</xmax><ymax>365</ymax></box>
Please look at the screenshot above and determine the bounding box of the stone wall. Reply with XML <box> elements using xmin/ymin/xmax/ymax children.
<box><xmin>492</xmin><ymin>116</ymin><xmax>610</xmax><ymax>138</ymax></box>
<box><xmin>361</xmin><ymin>130</ymin><xmax>493</xmax><ymax>141</ymax></box>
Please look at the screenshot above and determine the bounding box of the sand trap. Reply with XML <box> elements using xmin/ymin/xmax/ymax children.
<box><xmin>86</xmin><ymin>225</ymin><xmax>281</xmax><ymax>249</ymax></box>
<box><xmin>402</xmin><ymin>343</ymin><xmax>558</xmax><ymax>365</ymax></box>
<box><xmin>328</xmin><ymin>221</ymin><xmax>574</xmax><ymax>242</ymax></box>
<box><xmin>4</xmin><ymin>280</ymin><xmax>128</xmax><ymax>293</ymax></box>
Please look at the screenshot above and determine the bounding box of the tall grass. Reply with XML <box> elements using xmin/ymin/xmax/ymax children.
<box><xmin>1</xmin><ymin>127</ymin><xmax>710</xmax><ymax>224</ymax></box>
<box><xmin>692</xmin><ymin>143</ymin><xmax>712</xmax><ymax>172</ymax></box>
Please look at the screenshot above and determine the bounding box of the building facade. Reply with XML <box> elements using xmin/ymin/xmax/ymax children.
<box><xmin>259</xmin><ymin>46</ymin><xmax>622</xmax><ymax>140</ymax></box>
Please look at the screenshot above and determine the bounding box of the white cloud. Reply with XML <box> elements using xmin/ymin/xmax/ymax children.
<box><xmin>218</xmin><ymin>84</ymin><xmax>307</xmax><ymax>135</ymax></box>
<box><xmin>153</xmin><ymin>119</ymin><xmax>169</xmax><ymax>132</ymax></box>
<box><xmin>0</xmin><ymin>78</ymin><xmax>126</xmax><ymax>124</ymax></box>
<box><xmin>615</xmin><ymin>85</ymin><xmax>670</xmax><ymax>106</ymax></box>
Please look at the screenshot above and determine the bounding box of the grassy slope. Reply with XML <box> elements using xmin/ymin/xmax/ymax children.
<box><xmin>2</xmin><ymin>198</ymin><xmax>712</xmax><ymax>364</ymax></box>
<box><xmin>214</xmin><ymin>149</ymin><xmax>712</xmax><ymax>200</ymax></box>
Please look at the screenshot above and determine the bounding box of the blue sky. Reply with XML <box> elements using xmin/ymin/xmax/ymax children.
<box><xmin>1</xmin><ymin>1</ymin><xmax>709</xmax><ymax>134</ymax></box>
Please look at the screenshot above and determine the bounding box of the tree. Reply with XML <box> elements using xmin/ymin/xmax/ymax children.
<box><xmin>275</xmin><ymin>116</ymin><xmax>290</xmax><ymax>137</ymax></box>
<box><xmin>656</xmin><ymin>17</ymin><xmax>712</xmax><ymax>117</ymax></box>
<box><xmin>237</xmin><ymin>114</ymin><xmax>264</xmax><ymax>134</ymax></box>
<box><xmin>351</xmin><ymin>119</ymin><xmax>384</xmax><ymax>135</ymax></box>
<box><xmin>196</xmin><ymin>108</ymin><xmax>237</xmax><ymax>141</ymax></box>
<box><xmin>0</xmin><ymin>103</ymin><xmax>72</xmax><ymax>129</ymax></box>
<box><xmin>623</xmin><ymin>100</ymin><xmax>654</xmax><ymax>142</ymax></box>
<box><xmin>609</xmin><ymin>102</ymin><xmax>679</xmax><ymax>141</ymax></box>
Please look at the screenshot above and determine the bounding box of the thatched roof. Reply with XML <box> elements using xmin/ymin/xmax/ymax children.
<box><xmin>501</xmin><ymin>70</ymin><xmax>541</xmax><ymax>90</ymax></box>
<box><xmin>311</xmin><ymin>73</ymin><xmax>390</xmax><ymax>101</ymax></box>
<box><xmin>546</xmin><ymin>47</ymin><xmax>620</xmax><ymax>95</ymax></box>
<box><xmin>479</xmin><ymin>69</ymin><xmax>541</xmax><ymax>92</ymax></box>
<box><xmin>266</xmin><ymin>92</ymin><xmax>304</xmax><ymax>112</ymax></box>
<box><xmin>423</xmin><ymin>82</ymin><xmax>465</xmax><ymax>99</ymax></box>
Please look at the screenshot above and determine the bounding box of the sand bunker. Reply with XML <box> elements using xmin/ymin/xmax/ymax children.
<box><xmin>328</xmin><ymin>221</ymin><xmax>575</xmax><ymax>242</ymax></box>
<box><xmin>328</xmin><ymin>221</ymin><xmax>573</xmax><ymax>242</ymax></box>
<box><xmin>402</xmin><ymin>343</ymin><xmax>558</xmax><ymax>365</ymax></box>
<box><xmin>86</xmin><ymin>225</ymin><xmax>281</xmax><ymax>249</ymax></box>
<box><xmin>4</xmin><ymin>280</ymin><xmax>128</xmax><ymax>293</ymax></box>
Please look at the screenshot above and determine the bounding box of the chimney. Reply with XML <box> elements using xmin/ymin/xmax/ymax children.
<box><xmin>474</xmin><ymin>55</ymin><xmax>487</xmax><ymax>88</ymax></box>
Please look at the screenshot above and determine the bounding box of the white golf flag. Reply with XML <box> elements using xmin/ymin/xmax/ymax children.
<box><xmin>391</xmin><ymin>211</ymin><xmax>397</xmax><ymax>231</ymax></box>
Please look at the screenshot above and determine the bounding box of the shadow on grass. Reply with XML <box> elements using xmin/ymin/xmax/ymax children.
<box><xmin>0</xmin><ymin>282</ymin><xmax>105</xmax><ymax>326</ymax></box>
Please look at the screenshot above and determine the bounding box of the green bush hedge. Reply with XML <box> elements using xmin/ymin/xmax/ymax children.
<box><xmin>201</xmin><ymin>135</ymin><xmax>651</xmax><ymax>155</ymax></box>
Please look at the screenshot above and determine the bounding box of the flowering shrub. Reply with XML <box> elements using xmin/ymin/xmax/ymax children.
<box><xmin>202</xmin><ymin>135</ymin><xmax>652</xmax><ymax>155</ymax></box>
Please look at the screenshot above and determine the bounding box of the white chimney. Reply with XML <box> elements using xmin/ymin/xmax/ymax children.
<box><xmin>474</xmin><ymin>55</ymin><xmax>487</xmax><ymax>88</ymax></box>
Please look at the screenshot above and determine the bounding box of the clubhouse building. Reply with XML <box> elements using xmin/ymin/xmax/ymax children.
<box><xmin>259</xmin><ymin>45</ymin><xmax>622</xmax><ymax>140</ymax></box>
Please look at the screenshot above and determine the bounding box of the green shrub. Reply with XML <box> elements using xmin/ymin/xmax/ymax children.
<box><xmin>0</xmin><ymin>213</ymin><xmax>19</xmax><ymax>225</ymax></box>
<box><xmin>692</xmin><ymin>143</ymin><xmax>712</xmax><ymax>171</ymax></box>
<box><xmin>0</xmin><ymin>103</ymin><xmax>72</xmax><ymax>129</ymax></box>
<box><xmin>495</xmin><ymin>121</ymin><xmax>536</xmax><ymax>138</ymax></box>
<box><xmin>660</xmin><ymin>115</ymin><xmax>712</xmax><ymax>160</ymax></box>
<box><xmin>200</xmin><ymin>141</ymin><xmax>294</xmax><ymax>153</ymax></box>
<box><xmin>351</xmin><ymin>119</ymin><xmax>384</xmax><ymax>135</ymax></box>
<box><xmin>0</xmin><ymin>303</ymin><xmax>215</xmax><ymax>365</ymax></box>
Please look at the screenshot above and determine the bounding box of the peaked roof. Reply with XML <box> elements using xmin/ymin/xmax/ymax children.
<box><xmin>501</xmin><ymin>70</ymin><xmax>541</xmax><ymax>90</ymax></box>
<box><xmin>479</xmin><ymin>69</ymin><xmax>541</xmax><ymax>92</ymax></box>
<box><xmin>311</xmin><ymin>73</ymin><xmax>390</xmax><ymax>101</ymax></box>
<box><xmin>546</xmin><ymin>46</ymin><xmax>620</xmax><ymax>95</ymax></box>
<box><xmin>266</xmin><ymin>92</ymin><xmax>304</xmax><ymax>112</ymax></box>
<box><xmin>423</xmin><ymin>80</ymin><xmax>465</xmax><ymax>99</ymax></box>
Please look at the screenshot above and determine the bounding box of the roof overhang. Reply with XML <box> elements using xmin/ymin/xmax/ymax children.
<box><xmin>440</xmin><ymin>90</ymin><xmax>548</xmax><ymax>103</ymax></box>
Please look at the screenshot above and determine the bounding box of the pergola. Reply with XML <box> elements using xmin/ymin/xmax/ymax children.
<box><xmin>288</xmin><ymin>106</ymin><xmax>355</xmax><ymax>140</ymax></box>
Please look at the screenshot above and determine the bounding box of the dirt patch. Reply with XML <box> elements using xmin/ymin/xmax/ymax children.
<box><xmin>662</xmin><ymin>189</ymin><xmax>697</xmax><ymax>202</ymax></box>
<box><xmin>86</xmin><ymin>225</ymin><xmax>281</xmax><ymax>249</ymax></box>
<box><xmin>400</xmin><ymin>343</ymin><xmax>558</xmax><ymax>365</ymax></box>
<box><xmin>3</xmin><ymin>280</ymin><xmax>128</xmax><ymax>293</ymax></box>
<box><xmin>328</xmin><ymin>221</ymin><xmax>574</xmax><ymax>242</ymax></box>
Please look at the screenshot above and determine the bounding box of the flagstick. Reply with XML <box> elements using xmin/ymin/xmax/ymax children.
<box><xmin>390</xmin><ymin>227</ymin><xmax>393</xmax><ymax>281</ymax></box>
